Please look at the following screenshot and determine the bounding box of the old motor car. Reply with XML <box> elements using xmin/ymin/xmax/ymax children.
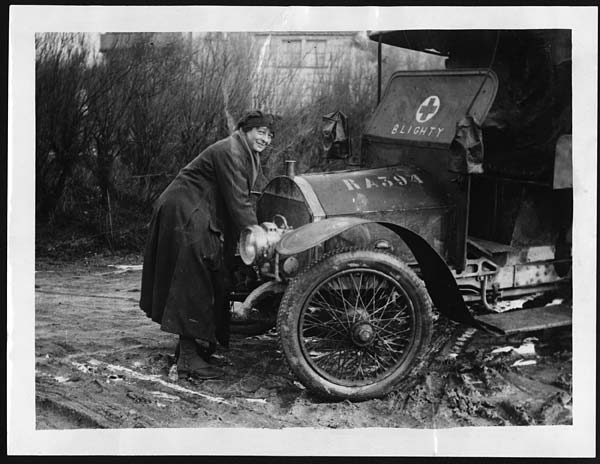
<box><xmin>232</xmin><ymin>29</ymin><xmax>573</xmax><ymax>400</ymax></box>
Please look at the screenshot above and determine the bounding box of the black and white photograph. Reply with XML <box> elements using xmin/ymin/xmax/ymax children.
<box><xmin>7</xmin><ymin>5</ymin><xmax>597</xmax><ymax>457</ymax></box>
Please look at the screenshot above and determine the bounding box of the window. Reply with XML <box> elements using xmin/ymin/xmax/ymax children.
<box><xmin>273</xmin><ymin>37</ymin><xmax>329</xmax><ymax>68</ymax></box>
<box><xmin>278</xmin><ymin>39</ymin><xmax>302</xmax><ymax>67</ymax></box>
<box><xmin>306</xmin><ymin>39</ymin><xmax>328</xmax><ymax>68</ymax></box>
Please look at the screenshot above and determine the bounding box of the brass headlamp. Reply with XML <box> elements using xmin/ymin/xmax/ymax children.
<box><xmin>239</xmin><ymin>215</ymin><xmax>289</xmax><ymax>266</ymax></box>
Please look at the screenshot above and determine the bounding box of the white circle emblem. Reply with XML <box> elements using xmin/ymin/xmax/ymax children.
<box><xmin>415</xmin><ymin>96</ymin><xmax>440</xmax><ymax>123</ymax></box>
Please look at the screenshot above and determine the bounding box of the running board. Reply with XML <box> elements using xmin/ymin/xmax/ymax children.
<box><xmin>474</xmin><ymin>304</ymin><xmax>571</xmax><ymax>335</ymax></box>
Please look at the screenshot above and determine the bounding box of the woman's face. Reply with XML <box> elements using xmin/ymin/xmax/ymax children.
<box><xmin>244</xmin><ymin>126</ymin><xmax>273</xmax><ymax>153</ymax></box>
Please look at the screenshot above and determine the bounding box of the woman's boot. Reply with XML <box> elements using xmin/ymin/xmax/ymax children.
<box><xmin>177</xmin><ymin>337</ymin><xmax>223</xmax><ymax>380</ymax></box>
<box><xmin>174</xmin><ymin>340</ymin><xmax>218</xmax><ymax>363</ymax></box>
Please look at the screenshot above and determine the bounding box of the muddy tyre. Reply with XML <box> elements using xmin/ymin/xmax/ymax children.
<box><xmin>278</xmin><ymin>249</ymin><xmax>433</xmax><ymax>400</ymax></box>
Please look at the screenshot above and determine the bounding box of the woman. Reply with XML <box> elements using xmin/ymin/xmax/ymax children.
<box><xmin>140</xmin><ymin>110</ymin><xmax>275</xmax><ymax>379</ymax></box>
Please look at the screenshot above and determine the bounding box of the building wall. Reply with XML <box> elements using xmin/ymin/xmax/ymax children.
<box><xmin>97</xmin><ymin>31</ymin><xmax>443</xmax><ymax>111</ymax></box>
<box><xmin>250</xmin><ymin>32</ymin><xmax>375</xmax><ymax>108</ymax></box>
<box><xmin>99</xmin><ymin>32</ymin><xmax>190</xmax><ymax>53</ymax></box>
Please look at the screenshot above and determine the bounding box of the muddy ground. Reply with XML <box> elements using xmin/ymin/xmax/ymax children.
<box><xmin>35</xmin><ymin>255</ymin><xmax>572</xmax><ymax>429</ymax></box>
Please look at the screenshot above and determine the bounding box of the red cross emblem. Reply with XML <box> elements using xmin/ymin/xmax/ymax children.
<box><xmin>415</xmin><ymin>96</ymin><xmax>440</xmax><ymax>123</ymax></box>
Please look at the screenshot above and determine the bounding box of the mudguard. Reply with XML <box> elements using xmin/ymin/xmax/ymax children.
<box><xmin>276</xmin><ymin>217</ymin><xmax>369</xmax><ymax>255</ymax></box>
<box><xmin>276</xmin><ymin>217</ymin><xmax>481</xmax><ymax>327</ymax></box>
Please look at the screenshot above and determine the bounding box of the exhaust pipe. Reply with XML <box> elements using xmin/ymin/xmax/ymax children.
<box><xmin>285</xmin><ymin>160</ymin><xmax>296</xmax><ymax>177</ymax></box>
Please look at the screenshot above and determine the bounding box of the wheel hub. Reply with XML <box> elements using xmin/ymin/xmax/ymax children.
<box><xmin>351</xmin><ymin>322</ymin><xmax>375</xmax><ymax>346</ymax></box>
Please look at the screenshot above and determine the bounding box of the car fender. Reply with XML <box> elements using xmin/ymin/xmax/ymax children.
<box><xmin>276</xmin><ymin>217</ymin><xmax>371</xmax><ymax>255</ymax></box>
<box><xmin>276</xmin><ymin>217</ymin><xmax>481</xmax><ymax>327</ymax></box>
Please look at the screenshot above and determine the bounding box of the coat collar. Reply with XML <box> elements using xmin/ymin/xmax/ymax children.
<box><xmin>233</xmin><ymin>130</ymin><xmax>253</xmax><ymax>157</ymax></box>
<box><xmin>232</xmin><ymin>130</ymin><xmax>261</xmax><ymax>189</ymax></box>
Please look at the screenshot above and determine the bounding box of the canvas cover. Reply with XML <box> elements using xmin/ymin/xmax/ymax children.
<box><xmin>368</xmin><ymin>30</ymin><xmax>572</xmax><ymax>183</ymax></box>
<box><xmin>363</xmin><ymin>69</ymin><xmax>498</xmax><ymax>173</ymax></box>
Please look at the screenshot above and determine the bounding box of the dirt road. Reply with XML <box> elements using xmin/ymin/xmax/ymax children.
<box><xmin>35</xmin><ymin>256</ymin><xmax>572</xmax><ymax>429</ymax></box>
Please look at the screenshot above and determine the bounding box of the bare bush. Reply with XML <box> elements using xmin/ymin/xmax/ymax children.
<box><xmin>35</xmin><ymin>33</ymin><xmax>93</xmax><ymax>222</ymax></box>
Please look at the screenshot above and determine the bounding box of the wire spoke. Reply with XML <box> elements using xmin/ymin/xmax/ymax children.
<box><xmin>311</xmin><ymin>291</ymin><xmax>350</xmax><ymax>329</ymax></box>
<box><xmin>348</xmin><ymin>272</ymin><xmax>366</xmax><ymax>320</ymax></box>
<box><xmin>373</xmin><ymin>313</ymin><xmax>410</xmax><ymax>323</ymax></box>
<box><xmin>372</xmin><ymin>300</ymin><xmax>409</xmax><ymax>320</ymax></box>
<box><xmin>302</xmin><ymin>313</ymin><xmax>348</xmax><ymax>337</ymax></box>
<box><xmin>379</xmin><ymin>314</ymin><xmax>412</xmax><ymax>332</ymax></box>
<box><xmin>329</xmin><ymin>276</ymin><xmax>355</xmax><ymax>325</ymax></box>
<box><xmin>362</xmin><ymin>348</ymin><xmax>387</xmax><ymax>372</ymax></box>
<box><xmin>313</xmin><ymin>349</ymin><xmax>343</xmax><ymax>371</ymax></box>
<box><xmin>371</xmin><ymin>313</ymin><xmax>411</xmax><ymax>330</ymax></box>
<box><xmin>371</xmin><ymin>291</ymin><xmax>401</xmax><ymax>320</ymax></box>
<box><xmin>323</xmin><ymin>287</ymin><xmax>355</xmax><ymax>323</ymax></box>
<box><xmin>373</xmin><ymin>325</ymin><xmax>412</xmax><ymax>341</ymax></box>
<box><xmin>354</xmin><ymin>351</ymin><xmax>365</xmax><ymax>379</ymax></box>
<box><xmin>370</xmin><ymin>345</ymin><xmax>397</xmax><ymax>368</ymax></box>
<box><xmin>377</xmin><ymin>336</ymin><xmax>406</xmax><ymax>355</ymax></box>
<box><xmin>364</xmin><ymin>275</ymin><xmax>390</xmax><ymax>315</ymax></box>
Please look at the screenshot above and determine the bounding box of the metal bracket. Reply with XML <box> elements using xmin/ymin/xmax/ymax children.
<box><xmin>452</xmin><ymin>257</ymin><xmax>499</xmax><ymax>280</ymax></box>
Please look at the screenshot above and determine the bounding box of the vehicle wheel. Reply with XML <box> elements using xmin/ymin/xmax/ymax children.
<box><xmin>278</xmin><ymin>249</ymin><xmax>433</xmax><ymax>400</ymax></box>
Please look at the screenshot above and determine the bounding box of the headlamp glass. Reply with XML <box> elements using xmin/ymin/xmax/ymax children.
<box><xmin>239</xmin><ymin>221</ymin><xmax>286</xmax><ymax>266</ymax></box>
<box><xmin>240</xmin><ymin>225</ymin><xmax>266</xmax><ymax>265</ymax></box>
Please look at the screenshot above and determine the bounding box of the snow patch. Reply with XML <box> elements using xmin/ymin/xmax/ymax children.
<box><xmin>512</xmin><ymin>359</ymin><xmax>537</xmax><ymax>367</ymax></box>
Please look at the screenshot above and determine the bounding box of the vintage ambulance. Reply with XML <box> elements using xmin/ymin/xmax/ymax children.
<box><xmin>232</xmin><ymin>29</ymin><xmax>572</xmax><ymax>400</ymax></box>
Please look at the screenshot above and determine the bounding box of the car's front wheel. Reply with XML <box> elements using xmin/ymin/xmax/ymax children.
<box><xmin>278</xmin><ymin>249</ymin><xmax>433</xmax><ymax>400</ymax></box>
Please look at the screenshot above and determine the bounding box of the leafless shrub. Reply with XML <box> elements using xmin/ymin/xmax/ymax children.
<box><xmin>35</xmin><ymin>33</ymin><xmax>93</xmax><ymax>222</ymax></box>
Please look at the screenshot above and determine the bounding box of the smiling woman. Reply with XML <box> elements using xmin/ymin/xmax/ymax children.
<box><xmin>244</xmin><ymin>127</ymin><xmax>274</xmax><ymax>153</ymax></box>
<box><xmin>139</xmin><ymin>110</ymin><xmax>276</xmax><ymax>381</ymax></box>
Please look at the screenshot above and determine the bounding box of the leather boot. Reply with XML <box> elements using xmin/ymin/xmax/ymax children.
<box><xmin>177</xmin><ymin>337</ymin><xmax>224</xmax><ymax>380</ymax></box>
<box><xmin>174</xmin><ymin>340</ymin><xmax>220</xmax><ymax>364</ymax></box>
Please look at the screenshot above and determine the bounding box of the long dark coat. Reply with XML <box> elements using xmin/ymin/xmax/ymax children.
<box><xmin>139</xmin><ymin>131</ymin><xmax>260</xmax><ymax>346</ymax></box>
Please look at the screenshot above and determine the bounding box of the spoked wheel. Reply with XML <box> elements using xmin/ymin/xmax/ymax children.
<box><xmin>278</xmin><ymin>249</ymin><xmax>433</xmax><ymax>400</ymax></box>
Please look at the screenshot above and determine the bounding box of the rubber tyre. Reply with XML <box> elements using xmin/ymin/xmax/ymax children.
<box><xmin>277</xmin><ymin>249</ymin><xmax>433</xmax><ymax>400</ymax></box>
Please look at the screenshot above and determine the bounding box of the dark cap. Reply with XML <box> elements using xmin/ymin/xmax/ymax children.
<box><xmin>236</xmin><ymin>110</ymin><xmax>276</xmax><ymax>133</ymax></box>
